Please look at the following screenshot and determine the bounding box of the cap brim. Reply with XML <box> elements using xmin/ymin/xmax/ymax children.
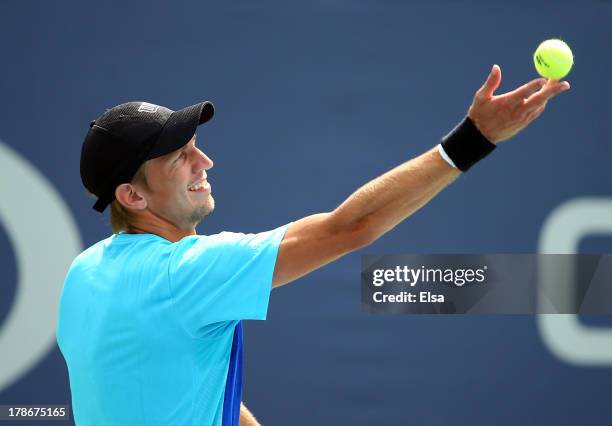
<box><xmin>146</xmin><ymin>101</ymin><xmax>214</xmax><ymax>159</ymax></box>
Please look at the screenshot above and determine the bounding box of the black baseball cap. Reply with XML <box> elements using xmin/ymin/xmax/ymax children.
<box><xmin>80</xmin><ymin>101</ymin><xmax>214</xmax><ymax>212</ymax></box>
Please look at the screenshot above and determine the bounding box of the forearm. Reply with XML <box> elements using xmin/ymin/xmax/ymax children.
<box><xmin>330</xmin><ymin>146</ymin><xmax>460</xmax><ymax>242</ymax></box>
<box><xmin>239</xmin><ymin>403</ymin><xmax>261</xmax><ymax>426</ymax></box>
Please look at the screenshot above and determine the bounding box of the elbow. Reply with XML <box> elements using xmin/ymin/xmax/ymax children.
<box><xmin>327</xmin><ymin>212</ymin><xmax>377</xmax><ymax>251</ymax></box>
<box><xmin>350</xmin><ymin>217</ymin><xmax>378</xmax><ymax>250</ymax></box>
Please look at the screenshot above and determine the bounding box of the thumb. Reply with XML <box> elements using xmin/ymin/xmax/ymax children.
<box><xmin>477</xmin><ymin>64</ymin><xmax>502</xmax><ymax>99</ymax></box>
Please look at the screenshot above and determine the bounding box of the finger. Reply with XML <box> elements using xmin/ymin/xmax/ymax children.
<box><xmin>510</xmin><ymin>77</ymin><xmax>547</xmax><ymax>100</ymax></box>
<box><xmin>524</xmin><ymin>102</ymin><xmax>546</xmax><ymax>123</ymax></box>
<box><xmin>476</xmin><ymin>64</ymin><xmax>502</xmax><ymax>100</ymax></box>
<box><xmin>524</xmin><ymin>80</ymin><xmax>570</xmax><ymax>111</ymax></box>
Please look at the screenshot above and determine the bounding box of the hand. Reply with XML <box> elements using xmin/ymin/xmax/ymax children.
<box><xmin>467</xmin><ymin>64</ymin><xmax>570</xmax><ymax>144</ymax></box>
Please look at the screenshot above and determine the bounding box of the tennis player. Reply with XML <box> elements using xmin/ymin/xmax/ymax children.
<box><xmin>56</xmin><ymin>65</ymin><xmax>569</xmax><ymax>426</ymax></box>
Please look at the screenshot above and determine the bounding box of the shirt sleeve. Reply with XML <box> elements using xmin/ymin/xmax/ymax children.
<box><xmin>167</xmin><ymin>224</ymin><xmax>289</xmax><ymax>338</ymax></box>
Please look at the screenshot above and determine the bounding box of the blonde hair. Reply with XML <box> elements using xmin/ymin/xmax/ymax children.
<box><xmin>109</xmin><ymin>164</ymin><xmax>149</xmax><ymax>233</ymax></box>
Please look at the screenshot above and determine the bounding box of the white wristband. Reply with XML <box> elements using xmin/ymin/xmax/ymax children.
<box><xmin>437</xmin><ymin>143</ymin><xmax>458</xmax><ymax>169</ymax></box>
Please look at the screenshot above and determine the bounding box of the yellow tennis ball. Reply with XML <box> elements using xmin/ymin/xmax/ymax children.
<box><xmin>533</xmin><ymin>39</ymin><xmax>574</xmax><ymax>80</ymax></box>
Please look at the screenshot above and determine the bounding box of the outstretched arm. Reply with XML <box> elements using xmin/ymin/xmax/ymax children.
<box><xmin>272</xmin><ymin>65</ymin><xmax>569</xmax><ymax>287</ymax></box>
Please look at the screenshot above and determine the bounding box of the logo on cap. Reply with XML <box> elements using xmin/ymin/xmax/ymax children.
<box><xmin>138</xmin><ymin>102</ymin><xmax>160</xmax><ymax>113</ymax></box>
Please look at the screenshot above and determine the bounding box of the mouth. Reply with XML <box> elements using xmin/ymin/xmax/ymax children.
<box><xmin>187</xmin><ymin>178</ymin><xmax>211</xmax><ymax>193</ymax></box>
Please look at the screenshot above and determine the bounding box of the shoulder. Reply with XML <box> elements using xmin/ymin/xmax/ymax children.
<box><xmin>68</xmin><ymin>233</ymin><xmax>172</xmax><ymax>272</ymax></box>
<box><xmin>169</xmin><ymin>232</ymin><xmax>249</xmax><ymax>267</ymax></box>
<box><xmin>68</xmin><ymin>235</ymin><xmax>114</xmax><ymax>270</ymax></box>
<box><xmin>173</xmin><ymin>226</ymin><xmax>288</xmax><ymax>254</ymax></box>
<box><xmin>169</xmin><ymin>226</ymin><xmax>289</xmax><ymax>269</ymax></box>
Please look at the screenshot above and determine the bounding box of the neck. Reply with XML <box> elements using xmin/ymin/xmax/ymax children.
<box><xmin>125</xmin><ymin>211</ymin><xmax>196</xmax><ymax>243</ymax></box>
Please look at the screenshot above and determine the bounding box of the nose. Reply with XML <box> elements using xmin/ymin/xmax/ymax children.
<box><xmin>194</xmin><ymin>148</ymin><xmax>213</xmax><ymax>172</ymax></box>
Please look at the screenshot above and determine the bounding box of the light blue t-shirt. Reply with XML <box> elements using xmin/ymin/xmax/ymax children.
<box><xmin>56</xmin><ymin>225</ymin><xmax>288</xmax><ymax>426</ymax></box>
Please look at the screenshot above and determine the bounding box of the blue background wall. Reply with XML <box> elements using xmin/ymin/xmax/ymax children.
<box><xmin>1</xmin><ymin>1</ymin><xmax>611</xmax><ymax>425</ymax></box>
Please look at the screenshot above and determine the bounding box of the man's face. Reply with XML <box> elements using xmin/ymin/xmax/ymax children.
<box><xmin>137</xmin><ymin>134</ymin><xmax>215</xmax><ymax>230</ymax></box>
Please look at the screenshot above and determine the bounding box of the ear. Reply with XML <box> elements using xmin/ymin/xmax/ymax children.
<box><xmin>115</xmin><ymin>183</ymin><xmax>148</xmax><ymax>211</ymax></box>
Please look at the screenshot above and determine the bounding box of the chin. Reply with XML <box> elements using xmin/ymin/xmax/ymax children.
<box><xmin>190</xmin><ymin>199</ymin><xmax>215</xmax><ymax>225</ymax></box>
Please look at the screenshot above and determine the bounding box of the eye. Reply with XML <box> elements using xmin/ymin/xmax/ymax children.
<box><xmin>175</xmin><ymin>151</ymin><xmax>187</xmax><ymax>162</ymax></box>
